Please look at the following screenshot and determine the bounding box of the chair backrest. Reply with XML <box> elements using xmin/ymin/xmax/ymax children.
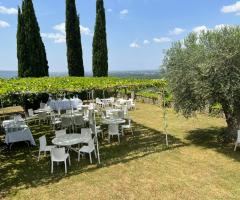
<box><xmin>118</xmin><ymin>110</ymin><xmax>124</xmax><ymax>119</ymax></box>
<box><xmin>40</xmin><ymin>102</ymin><xmax>46</xmax><ymax>109</ymax></box>
<box><xmin>28</xmin><ymin>109</ymin><xmax>34</xmax><ymax>117</ymax></box>
<box><xmin>39</xmin><ymin>135</ymin><xmax>47</xmax><ymax>150</ymax></box>
<box><xmin>109</xmin><ymin>124</ymin><xmax>119</xmax><ymax>134</ymax></box>
<box><xmin>61</xmin><ymin>117</ymin><xmax>72</xmax><ymax>127</ymax></box>
<box><xmin>66</xmin><ymin>110</ymin><xmax>72</xmax><ymax>115</ymax></box>
<box><xmin>74</xmin><ymin>115</ymin><xmax>85</xmax><ymax>126</ymax></box>
<box><xmin>51</xmin><ymin>147</ymin><xmax>66</xmax><ymax>161</ymax></box>
<box><xmin>81</xmin><ymin>128</ymin><xmax>92</xmax><ymax>139</ymax></box>
<box><xmin>126</xmin><ymin>101</ymin><xmax>132</xmax><ymax>109</ymax></box>
<box><xmin>110</xmin><ymin>97</ymin><xmax>115</xmax><ymax>103</ymax></box>
<box><xmin>88</xmin><ymin>138</ymin><xmax>95</xmax><ymax>149</ymax></box>
<box><xmin>38</xmin><ymin>112</ymin><xmax>48</xmax><ymax>120</ymax></box>
<box><xmin>55</xmin><ymin>129</ymin><xmax>67</xmax><ymax>138</ymax></box>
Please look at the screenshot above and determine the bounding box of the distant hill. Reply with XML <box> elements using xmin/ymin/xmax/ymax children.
<box><xmin>0</xmin><ymin>70</ymin><xmax>160</xmax><ymax>79</ymax></box>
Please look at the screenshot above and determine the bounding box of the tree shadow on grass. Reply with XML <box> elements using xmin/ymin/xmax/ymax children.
<box><xmin>0</xmin><ymin>121</ymin><xmax>186</xmax><ymax>198</ymax></box>
<box><xmin>186</xmin><ymin>127</ymin><xmax>240</xmax><ymax>162</ymax></box>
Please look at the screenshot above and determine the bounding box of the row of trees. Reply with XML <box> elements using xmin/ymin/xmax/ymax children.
<box><xmin>163</xmin><ymin>26</ymin><xmax>240</xmax><ymax>138</ymax></box>
<box><xmin>17</xmin><ymin>0</ymin><xmax>108</xmax><ymax>78</ymax></box>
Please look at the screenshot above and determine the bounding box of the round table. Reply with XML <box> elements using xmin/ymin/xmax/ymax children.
<box><xmin>52</xmin><ymin>134</ymin><xmax>90</xmax><ymax>147</ymax></box>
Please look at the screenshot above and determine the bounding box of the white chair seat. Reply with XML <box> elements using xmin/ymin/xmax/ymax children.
<box><xmin>122</xmin><ymin>125</ymin><xmax>131</xmax><ymax>129</ymax></box>
<box><xmin>79</xmin><ymin>146</ymin><xmax>94</xmax><ymax>153</ymax></box>
<box><xmin>44</xmin><ymin>145</ymin><xmax>55</xmax><ymax>151</ymax></box>
<box><xmin>52</xmin><ymin>153</ymin><xmax>69</xmax><ymax>162</ymax></box>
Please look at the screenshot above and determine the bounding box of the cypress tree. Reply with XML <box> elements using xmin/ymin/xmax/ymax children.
<box><xmin>17</xmin><ymin>0</ymin><xmax>49</xmax><ymax>77</ymax></box>
<box><xmin>17</xmin><ymin>7</ymin><xmax>28</xmax><ymax>77</ymax></box>
<box><xmin>92</xmin><ymin>0</ymin><xmax>108</xmax><ymax>77</ymax></box>
<box><xmin>66</xmin><ymin>0</ymin><xmax>84</xmax><ymax>77</ymax></box>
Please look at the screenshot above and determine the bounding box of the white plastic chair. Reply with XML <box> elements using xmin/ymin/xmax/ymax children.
<box><xmin>74</xmin><ymin>115</ymin><xmax>85</xmax><ymax>131</ymax></box>
<box><xmin>38</xmin><ymin>111</ymin><xmax>49</xmax><ymax>125</ymax></box>
<box><xmin>51</xmin><ymin>147</ymin><xmax>71</xmax><ymax>173</ymax></box>
<box><xmin>121</xmin><ymin>119</ymin><xmax>133</xmax><ymax>135</ymax></box>
<box><xmin>61</xmin><ymin>116</ymin><xmax>73</xmax><ymax>132</ymax></box>
<box><xmin>234</xmin><ymin>130</ymin><xmax>240</xmax><ymax>151</ymax></box>
<box><xmin>38</xmin><ymin>135</ymin><xmax>55</xmax><ymax>161</ymax></box>
<box><xmin>108</xmin><ymin>124</ymin><xmax>121</xmax><ymax>143</ymax></box>
<box><xmin>129</xmin><ymin>99</ymin><xmax>136</xmax><ymax>110</ymax></box>
<box><xmin>55</xmin><ymin>129</ymin><xmax>67</xmax><ymax>138</ymax></box>
<box><xmin>96</xmin><ymin>98</ymin><xmax>103</xmax><ymax>107</ymax></box>
<box><xmin>78</xmin><ymin>138</ymin><xmax>96</xmax><ymax>163</ymax></box>
<box><xmin>50</xmin><ymin>113</ymin><xmax>61</xmax><ymax>130</ymax></box>
<box><xmin>27</xmin><ymin>109</ymin><xmax>38</xmax><ymax>122</ymax></box>
<box><xmin>90</xmin><ymin>122</ymin><xmax>103</xmax><ymax>138</ymax></box>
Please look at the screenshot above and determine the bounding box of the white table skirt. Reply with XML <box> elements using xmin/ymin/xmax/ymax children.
<box><xmin>49</xmin><ymin>99</ymin><xmax>82</xmax><ymax>111</ymax></box>
<box><xmin>5</xmin><ymin>127</ymin><xmax>36</xmax><ymax>146</ymax></box>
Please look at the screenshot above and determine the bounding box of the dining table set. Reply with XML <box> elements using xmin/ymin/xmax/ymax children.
<box><xmin>2</xmin><ymin>115</ymin><xmax>36</xmax><ymax>149</ymax></box>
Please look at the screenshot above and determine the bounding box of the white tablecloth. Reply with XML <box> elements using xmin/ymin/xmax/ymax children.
<box><xmin>49</xmin><ymin>98</ymin><xmax>82</xmax><ymax>111</ymax></box>
<box><xmin>4</xmin><ymin>127</ymin><xmax>36</xmax><ymax>146</ymax></box>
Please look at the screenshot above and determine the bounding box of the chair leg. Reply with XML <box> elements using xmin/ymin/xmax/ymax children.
<box><xmin>118</xmin><ymin>134</ymin><xmax>120</xmax><ymax>143</ymax></box>
<box><xmin>78</xmin><ymin>152</ymin><xmax>80</xmax><ymax>162</ymax></box>
<box><xmin>68</xmin><ymin>155</ymin><xmax>71</xmax><ymax>166</ymax></box>
<box><xmin>234</xmin><ymin>143</ymin><xmax>238</xmax><ymax>151</ymax></box>
<box><xmin>38</xmin><ymin>150</ymin><xmax>41</xmax><ymax>161</ymax></box>
<box><xmin>131</xmin><ymin>128</ymin><xmax>133</xmax><ymax>135</ymax></box>
<box><xmin>108</xmin><ymin>134</ymin><xmax>110</xmax><ymax>143</ymax></box>
<box><xmin>89</xmin><ymin>152</ymin><xmax>92</xmax><ymax>164</ymax></box>
<box><xmin>64</xmin><ymin>161</ymin><xmax>67</xmax><ymax>173</ymax></box>
<box><xmin>94</xmin><ymin>149</ymin><xmax>97</xmax><ymax>158</ymax></box>
<box><xmin>51</xmin><ymin>161</ymin><xmax>53</xmax><ymax>173</ymax></box>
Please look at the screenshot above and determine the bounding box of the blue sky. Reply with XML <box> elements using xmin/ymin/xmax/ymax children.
<box><xmin>0</xmin><ymin>0</ymin><xmax>239</xmax><ymax>72</ymax></box>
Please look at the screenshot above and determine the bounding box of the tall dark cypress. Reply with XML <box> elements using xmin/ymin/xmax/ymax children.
<box><xmin>66</xmin><ymin>0</ymin><xmax>84</xmax><ymax>77</ymax></box>
<box><xmin>17</xmin><ymin>7</ymin><xmax>28</xmax><ymax>77</ymax></box>
<box><xmin>92</xmin><ymin>0</ymin><xmax>108</xmax><ymax>77</ymax></box>
<box><xmin>17</xmin><ymin>0</ymin><xmax>49</xmax><ymax>77</ymax></box>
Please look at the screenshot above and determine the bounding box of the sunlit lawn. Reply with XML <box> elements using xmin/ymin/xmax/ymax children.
<box><xmin>1</xmin><ymin>103</ymin><xmax>240</xmax><ymax>200</ymax></box>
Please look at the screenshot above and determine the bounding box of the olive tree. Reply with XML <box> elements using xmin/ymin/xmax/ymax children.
<box><xmin>163</xmin><ymin>26</ymin><xmax>240</xmax><ymax>138</ymax></box>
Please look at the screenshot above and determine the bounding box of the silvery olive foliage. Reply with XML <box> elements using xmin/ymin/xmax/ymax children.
<box><xmin>163</xmin><ymin>26</ymin><xmax>240</xmax><ymax>136</ymax></box>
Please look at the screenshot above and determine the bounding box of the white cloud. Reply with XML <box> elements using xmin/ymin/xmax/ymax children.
<box><xmin>193</xmin><ymin>25</ymin><xmax>208</xmax><ymax>34</ymax></box>
<box><xmin>143</xmin><ymin>40</ymin><xmax>150</xmax><ymax>44</ymax></box>
<box><xmin>120</xmin><ymin>9</ymin><xmax>128</xmax><ymax>18</ymax></box>
<box><xmin>41</xmin><ymin>33</ymin><xmax>66</xmax><ymax>43</ymax></box>
<box><xmin>53</xmin><ymin>23</ymin><xmax>65</xmax><ymax>34</ymax></box>
<box><xmin>80</xmin><ymin>25</ymin><xmax>92</xmax><ymax>36</ymax></box>
<box><xmin>43</xmin><ymin>22</ymin><xmax>92</xmax><ymax>43</ymax></box>
<box><xmin>153</xmin><ymin>37</ymin><xmax>171</xmax><ymax>43</ymax></box>
<box><xmin>221</xmin><ymin>1</ymin><xmax>240</xmax><ymax>14</ymax></box>
<box><xmin>0</xmin><ymin>6</ymin><xmax>17</xmax><ymax>15</ymax></box>
<box><xmin>0</xmin><ymin>20</ymin><xmax>10</xmax><ymax>28</ymax></box>
<box><xmin>169</xmin><ymin>27</ymin><xmax>186</xmax><ymax>35</ymax></box>
<box><xmin>130</xmin><ymin>42</ymin><xmax>140</xmax><ymax>48</ymax></box>
<box><xmin>53</xmin><ymin>22</ymin><xmax>92</xmax><ymax>36</ymax></box>
<box><xmin>107</xmin><ymin>8</ymin><xmax>112</xmax><ymax>12</ymax></box>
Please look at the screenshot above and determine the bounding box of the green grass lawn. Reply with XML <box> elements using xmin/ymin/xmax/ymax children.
<box><xmin>1</xmin><ymin>103</ymin><xmax>240</xmax><ymax>200</ymax></box>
